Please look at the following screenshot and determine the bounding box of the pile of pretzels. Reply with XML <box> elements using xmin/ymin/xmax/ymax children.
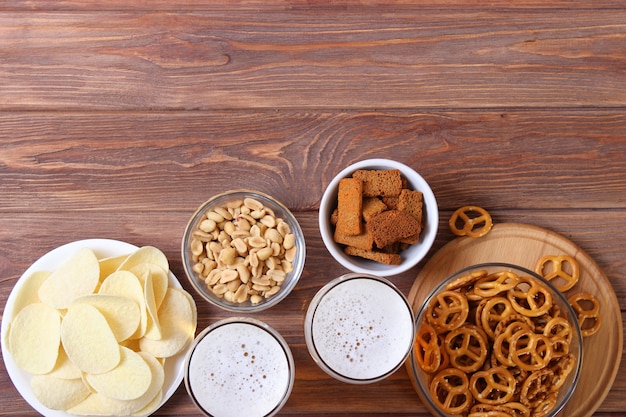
<box><xmin>414</xmin><ymin>268</ymin><xmax>589</xmax><ymax>417</ymax></box>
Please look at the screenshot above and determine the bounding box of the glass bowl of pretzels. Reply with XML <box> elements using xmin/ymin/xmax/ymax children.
<box><xmin>319</xmin><ymin>158</ymin><xmax>438</xmax><ymax>276</ymax></box>
<box><xmin>407</xmin><ymin>262</ymin><xmax>582</xmax><ymax>417</ymax></box>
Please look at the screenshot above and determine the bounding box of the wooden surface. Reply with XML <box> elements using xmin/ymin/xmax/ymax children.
<box><xmin>409</xmin><ymin>223</ymin><xmax>623</xmax><ymax>417</ymax></box>
<box><xmin>0</xmin><ymin>1</ymin><xmax>625</xmax><ymax>416</ymax></box>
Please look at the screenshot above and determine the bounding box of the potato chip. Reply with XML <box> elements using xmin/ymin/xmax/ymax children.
<box><xmin>118</xmin><ymin>246</ymin><xmax>169</xmax><ymax>275</ymax></box>
<box><xmin>130</xmin><ymin>262</ymin><xmax>169</xmax><ymax>309</ymax></box>
<box><xmin>141</xmin><ymin>271</ymin><xmax>162</xmax><ymax>341</ymax></box>
<box><xmin>9</xmin><ymin>270</ymin><xmax>51</xmax><ymax>317</ymax></box>
<box><xmin>98</xmin><ymin>254</ymin><xmax>129</xmax><ymax>282</ymax></box>
<box><xmin>30</xmin><ymin>375</ymin><xmax>90</xmax><ymax>411</ymax></box>
<box><xmin>46</xmin><ymin>346</ymin><xmax>82</xmax><ymax>380</ymax></box>
<box><xmin>132</xmin><ymin>389</ymin><xmax>162</xmax><ymax>416</ymax></box>
<box><xmin>61</xmin><ymin>303</ymin><xmax>120</xmax><ymax>374</ymax></box>
<box><xmin>99</xmin><ymin>270</ymin><xmax>148</xmax><ymax>340</ymax></box>
<box><xmin>139</xmin><ymin>288</ymin><xmax>196</xmax><ymax>358</ymax></box>
<box><xmin>38</xmin><ymin>247</ymin><xmax>100</xmax><ymax>309</ymax></box>
<box><xmin>8</xmin><ymin>302</ymin><xmax>61</xmax><ymax>374</ymax></box>
<box><xmin>69</xmin><ymin>392</ymin><xmax>134</xmax><ymax>416</ymax></box>
<box><xmin>71</xmin><ymin>294</ymin><xmax>141</xmax><ymax>342</ymax></box>
<box><xmin>85</xmin><ymin>346</ymin><xmax>152</xmax><ymax>401</ymax></box>
<box><xmin>128</xmin><ymin>352</ymin><xmax>165</xmax><ymax>412</ymax></box>
<box><xmin>69</xmin><ymin>352</ymin><xmax>164</xmax><ymax>416</ymax></box>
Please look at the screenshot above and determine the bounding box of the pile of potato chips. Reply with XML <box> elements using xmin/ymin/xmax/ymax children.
<box><xmin>4</xmin><ymin>246</ymin><xmax>197</xmax><ymax>416</ymax></box>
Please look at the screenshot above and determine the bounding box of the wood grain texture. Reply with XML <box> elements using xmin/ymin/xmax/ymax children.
<box><xmin>2</xmin><ymin>1</ymin><xmax>626</xmax><ymax>11</ymax></box>
<box><xmin>1</xmin><ymin>2</ymin><xmax>625</xmax><ymax>416</ymax></box>
<box><xmin>1</xmin><ymin>10</ymin><xmax>626</xmax><ymax>110</ymax></box>
<box><xmin>1</xmin><ymin>111</ymin><xmax>625</xmax><ymax>212</ymax></box>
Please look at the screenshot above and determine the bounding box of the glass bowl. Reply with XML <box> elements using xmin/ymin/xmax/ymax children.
<box><xmin>181</xmin><ymin>190</ymin><xmax>306</xmax><ymax>312</ymax></box>
<box><xmin>407</xmin><ymin>262</ymin><xmax>582</xmax><ymax>417</ymax></box>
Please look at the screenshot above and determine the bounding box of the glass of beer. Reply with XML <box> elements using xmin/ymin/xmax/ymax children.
<box><xmin>184</xmin><ymin>317</ymin><xmax>294</xmax><ymax>417</ymax></box>
<box><xmin>304</xmin><ymin>273</ymin><xmax>415</xmax><ymax>384</ymax></box>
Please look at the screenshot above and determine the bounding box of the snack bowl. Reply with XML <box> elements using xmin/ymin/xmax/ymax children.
<box><xmin>182</xmin><ymin>190</ymin><xmax>306</xmax><ymax>312</ymax></box>
<box><xmin>407</xmin><ymin>262</ymin><xmax>582</xmax><ymax>417</ymax></box>
<box><xmin>319</xmin><ymin>158</ymin><xmax>438</xmax><ymax>276</ymax></box>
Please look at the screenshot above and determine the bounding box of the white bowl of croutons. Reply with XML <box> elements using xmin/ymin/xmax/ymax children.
<box><xmin>319</xmin><ymin>159</ymin><xmax>439</xmax><ymax>276</ymax></box>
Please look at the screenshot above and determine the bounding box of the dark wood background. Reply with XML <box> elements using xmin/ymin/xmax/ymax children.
<box><xmin>1</xmin><ymin>1</ymin><xmax>624</xmax><ymax>416</ymax></box>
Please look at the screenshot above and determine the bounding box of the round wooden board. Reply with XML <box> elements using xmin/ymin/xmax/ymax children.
<box><xmin>408</xmin><ymin>223</ymin><xmax>622</xmax><ymax>417</ymax></box>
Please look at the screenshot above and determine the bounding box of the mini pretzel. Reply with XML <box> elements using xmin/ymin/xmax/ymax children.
<box><xmin>549</xmin><ymin>353</ymin><xmax>576</xmax><ymax>391</ymax></box>
<box><xmin>474</xmin><ymin>271</ymin><xmax>520</xmax><ymax>298</ymax></box>
<box><xmin>568</xmin><ymin>292</ymin><xmax>601</xmax><ymax>337</ymax></box>
<box><xmin>444</xmin><ymin>324</ymin><xmax>489</xmax><ymax>373</ymax></box>
<box><xmin>548</xmin><ymin>336</ymin><xmax>570</xmax><ymax>358</ymax></box>
<box><xmin>449</xmin><ymin>206</ymin><xmax>493</xmax><ymax>238</ymax></box>
<box><xmin>469</xmin><ymin>366</ymin><xmax>516</xmax><ymax>405</ymax></box>
<box><xmin>479</xmin><ymin>296</ymin><xmax>514</xmax><ymax>340</ymax></box>
<box><xmin>520</xmin><ymin>369</ymin><xmax>554</xmax><ymax>408</ymax></box>
<box><xmin>530</xmin><ymin>392</ymin><xmax>557</xmax><ymax>417</ymax></box>
<box><xmin>446</xmin><ymin>269</ymin><xmax>488</xmax><ymax>291</ymax></box>
<box><xmin>470</xmin><ymin>403</ymin><xmax>530</xmax><ymax>417</ymax></box>
<box><xmin>493</xmin><ymin>320</ymin><xmax>533</xmax><ymax>368</ymax></box>
<box><xmin>468</xmin><ymin>411</ymin><xmax>512</xmax><ymax>417</ymax></box>
<box><xmin>542</xmin><ymin>316</ymin><xmax>573</xmax><ymax>344</ymax></box>
<box><xmin>509</xmin><ymin>329</ymin><xmax>553</xmax><ymax>371</ymax></box>
<box><xmin>429</xmin><ymin>367</ymin><xmax>472</xmax><ymax>415</ymax></box>
<box><xmin>535</xmin><ymin>255</ymin><xmax>580</xmax><ymax>292</ymax></box>
<box><xmin>426</xmin><ymin>290</ymin><xmax>469</xmax><ymax>331</ymax></box>
<box><xmin>507</xmin><ymin>275</ymin><xmax>553</xmax><ymax>317</ymax></box>
<box><xmin>414</xmin><ymin>323</ymin><xmax>441</xmax><ymax>373</ymax></box>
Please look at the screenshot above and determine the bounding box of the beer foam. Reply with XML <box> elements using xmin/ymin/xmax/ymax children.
<box><xmin>187</xmin><ymin>322</ymin><xmax>291</xmax><ymax>417</ymax></box>
<box><xmin>310</xmin><ymin>277</ymin><xmax>413</xmax><ymax>381</ymax></box>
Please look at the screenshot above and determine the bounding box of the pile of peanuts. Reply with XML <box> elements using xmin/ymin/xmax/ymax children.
<box><xmin>189</xmin><ymin>197</ymin><xmax>297</xmax><ymax>305</ymax></box>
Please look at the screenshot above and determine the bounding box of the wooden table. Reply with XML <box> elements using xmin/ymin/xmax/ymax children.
<box><xmin>1</xmin><ymin>1</ymin><xmax>625</xmax><ymax>416</ymax></box>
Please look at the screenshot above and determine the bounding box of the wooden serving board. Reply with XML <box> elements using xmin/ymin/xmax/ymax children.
<box><xmin>408</xmin><ymin>223</ymin><xmax>622</xmax><ymax>417</ymax></box>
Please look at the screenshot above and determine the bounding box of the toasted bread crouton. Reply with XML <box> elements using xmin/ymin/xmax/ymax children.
<box><xmin>344</xmin><ymin>246</ymin><xmax>402</xmax><ymax>265</ymax></box>
<box><xmin>362</xmin><ymin>197</ymin><xmax>388</xmax><ymax>223</ymax></box>
<box><xmin>352</xmin><ymin>169</ymin><xmax>403</xmax><ymax>197</ymax></box>
<box><xmin>334</xmin><ymin>228</ymin><xmax>374</xmax><ymax>251</ymax></box>
<box><xmin>382</xmin><ymin>196</ymin><xmax>399</xmax><ymax>210</ymax></box>
<box><xmin>367</xmin><ymin>210</ymin><xmax>422</xmax><ymax>249</ymax></box>
<box><xmin>336</xmin><ymin>177</ymin><xmax>363</xmax><ymax>236</ymax></box>
<box><xmin>397</xmin><ymin>189</ymin><xmax>423</xmax><ymax>224</ymax></box>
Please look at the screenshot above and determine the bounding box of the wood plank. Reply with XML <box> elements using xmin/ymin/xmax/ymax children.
<box><xmin>1</xmin><ymin>110</ymin><xmax>625</xmax><ymax>212</ymax></box>
<box><xmin>2</xmin><ymin>1</ymin><xmax>626</xmax><ymax>11</ymax></box>
<box><xmin>1</xmin><ymin>11</ymin><xmax>625</xmax><ymax>110</ymax></box>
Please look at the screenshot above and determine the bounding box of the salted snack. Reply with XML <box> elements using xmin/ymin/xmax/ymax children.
<box><xmin>568</xmin><ymin>292</ymin><xmax>601</xmax><ymax>337</ymax></box>
<box><xmin>535</xmin><ymin>254</ymin><xmax>601</xmax><ymax>337</ymax></box>
<box><xmin>5</xmin><ymin>246</ymin><xmax>197</xmax><ymax>416</ymax></box>
<box><xmin>535</xmin><ymin>255</ymin><xmax>580</xmax><ymax>292</ymax></box>
<box><xmin>188</xmin><ymin>197</ymin><xmax>297</xmax><ymax>305</ymax></box>
<box><xmin>414</xmin><ymin>268</ymin><xmax>578</xmax><ymax>417</ymax></box>
<box><xmin>449</xmin><ymin>206</ymin><xmax>493</xmax><ymax>238</ymax></box>
<box><xmin>331</xmin><ymin>169</ymin><xmax>424</xmax><ymax>265</ymax></box>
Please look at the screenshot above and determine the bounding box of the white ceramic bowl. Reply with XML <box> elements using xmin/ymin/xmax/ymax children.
<box><xmin>319</xmin><ymin>158</ymin><xmax>438</xmax><ymax>276</ymax></box>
